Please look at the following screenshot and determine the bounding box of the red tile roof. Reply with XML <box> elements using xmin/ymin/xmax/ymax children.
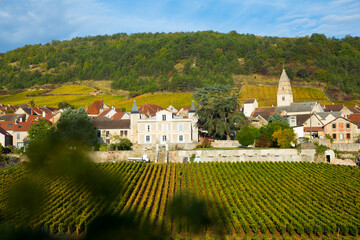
<box><xmin>87</xmin><ymin>99</ymin><xmax>103</xmax><ymax>115</ymax></box>
<box><xmin>98</xmin><ymin>108</ymin><xmax>112</xmax><ymax>117</ymax></box>
<box><xmin>0</xmin><ymin>121</ymin><xmax>33</xmax><ymax>132</ymax></box>
<box><xmin>110</xmin><ymin>112</ymin><xmax>125</xmax><ymax>120</ymax></box>
<box><xmin>348</xmin><ymin>113</ymin><xmax>360</xmax><ymax>123</ymax></box>
<box><xmin>304</xmin><ymin>127</ymin><xmax>324</xmax><ymax>131</ymax></box>
<box><xmin>138</xmin><ymin>103</ymin><xmax>164</xmax><ymax>117</ymax></box>
<box><xmin>323</xmin><ymin>104</ymin><xmax>344</xmax><ymax>112</ymax></box>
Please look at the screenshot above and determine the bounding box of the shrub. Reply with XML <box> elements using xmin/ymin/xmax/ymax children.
<box><xmin>196</xmin><ymin>139</ymin><xmax>212</xmax><ymax>148</ymax></box>
<box><xmin>325</xmin><ymin>134</ymin><xmax>334</xmax><ymax>143</ymax></box>
<box><xmin>236</xmin><ymin>126</ymin><xmax>258</xmax><ymax>146</ymax></box>
<box><xmin>116</xmin><ymin>138</ymin><xmax>133</xmax><ymax>150</ymax></box>
<box><xmin>190</xmin><ymin>154</ymin><xmax>196</xmax><ymax>163</ymax></box>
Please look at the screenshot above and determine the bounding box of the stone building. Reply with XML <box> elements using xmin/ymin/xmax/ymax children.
<box><xmin>130</xmin><ymin>101</ymin><xmax>198</xmax><ymax>145</ymax></box>
<box><xmin>323</xmin><ymin>117</ymin><xmax>357</xmax><ymax>143</ymax></box>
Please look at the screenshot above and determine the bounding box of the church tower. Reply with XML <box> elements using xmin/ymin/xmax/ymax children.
<box><xmin>130</xmin><ymin>100</ymin><xmax>140</xmax><ymax>143</ymax></box>
<box><xmin>277</xmin><ymin>68</ymin><xmax>293</xmax><ymax>106</ymax></box>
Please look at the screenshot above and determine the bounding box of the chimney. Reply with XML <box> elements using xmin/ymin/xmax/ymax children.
<box><xmin>44</xmin><ymin>105</ymin><xmax>47</xmax><ymax>109</ymax></box>
<box><xmin>42</xmin><ymin>111</ymin><xmax>46</xmax><ymax>118</ymax></box>
<box><xmin>85</xmin><ymin>104</ymin><xmax>88</xmax><ymax>111</ymax></box>
<box><xmin>31</xmin><ymin>109</ymin><xmax>33</xmax><ymax>115</ymax></box>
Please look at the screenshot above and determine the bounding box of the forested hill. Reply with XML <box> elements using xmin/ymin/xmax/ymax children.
<box><xmin>0</xmin><ymin>31</ymin><xmax>359</xmax><ymax>94</ymax></box>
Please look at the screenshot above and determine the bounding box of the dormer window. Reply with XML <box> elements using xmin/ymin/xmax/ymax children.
<box><xmin>162</xmin><ymin>115</ymin><xmax>166</xmax><ymax>121</ymax></box>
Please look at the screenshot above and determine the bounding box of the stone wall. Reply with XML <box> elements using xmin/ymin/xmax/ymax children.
<box><xmin>168</xmin><ymin>148</ymin><xmax>315</xmax><ymax>163</ymax></box>
<box><xmin>331</xmin><ymin>143</ymin><xmax>360</xmax><ymax>152</ymax></box>
<box><xmin>90</xmin><ymin>148</ymin><xmax>316</xmax><ymax>164</ymax></box>
<box><xmin>90</xmin><ymin>150</ymin><xmax>158</xmax><ymax>163</ymax></box>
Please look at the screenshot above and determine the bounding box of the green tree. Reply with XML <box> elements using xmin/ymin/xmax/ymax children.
<box><xmin>193</xmin><ymin>84</ymin><xmax>249</xmax><ymax>139</ymax></box>
<box><xmin>58</xmin><ymin>101</ymin><xmax>75</xmax><ymax>109</ymax></box>
<box><xmin>236</xmin><ymin>126</ymin><xmax>259</xmax><ymax>146</ymax></box>
<box><xmin>29</xmin><ymin>100</ymin><xmax>35</xmax><ymax>107</ymax></box>
<box><xmin>27</xmin><ymin>119</ymin><xmax>53</xmax><ymax>143</ymax></box>
<box><xmin>268</xmin><ymin>112</ymin><xmax>289</xmax><ymax>125</ymax></box>
<box><xmin>55</xmin><ymin>107</ymin><xmax>98</xmax><ymax>146</ymax></box>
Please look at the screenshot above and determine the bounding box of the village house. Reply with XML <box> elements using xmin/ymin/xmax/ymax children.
<box><xmin>0</xmin><ymin>126</ymin><xmax>12</xmax><ymax>147</ymax></box>
<box><xmin>322</xmin><ymin>104</ymin><xmax>360</xmax><ymax>118</ymax></box>
<box><xmin>347</xmin><ymin>113</ymin><xmax>360</xmax><ymax>136</ymax></box>
<box><xmin>243</xmin><ymin>99</ymin><xmax>258</xmax><ymax>117</ymax></box>
<box><xmin>323</xmin><ymin>117</ymin><xmax>357</xmax><ymax>143</ymax></box>
<box><xmin>130</xmin><ymin>101</ymin><xmax>198</xmax><ymax>145</ymax></box>
<box><xmin>0</xmin><ymin>121</ymin><xmax>33</xmax><ymax>148</ymax></box>
<box><xmin>86</xmin><ymin>99</ymin><xmax>110</xmax><ymax>118</ymax></box>
<box><xmin>92</xmin><ymin>118</ymin><xmax>131</xmax><ymax>144</ymax></box>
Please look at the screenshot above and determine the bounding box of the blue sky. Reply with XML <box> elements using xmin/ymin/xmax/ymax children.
<box><xmin>0</xmin><ymin>0</ymin><xmax>359</xmax><ymax>52</ymax></box>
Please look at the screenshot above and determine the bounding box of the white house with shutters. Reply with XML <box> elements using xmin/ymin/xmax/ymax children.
<box><xmin>129</xmin><ymin>101</ymin><xmax>199</xmax><ymax>145</ymax></box>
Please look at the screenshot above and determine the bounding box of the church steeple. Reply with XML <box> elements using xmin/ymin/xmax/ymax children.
<box><xmin>277</xmin><ymin>68</ymin><xmax>293</xmax><ymax>106</ymax></box>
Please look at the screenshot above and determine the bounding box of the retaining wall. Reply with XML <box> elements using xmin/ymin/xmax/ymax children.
<box><xmin>168</xmin><ymin>148</ymin><xmax>315</xmax><ymax>163</ymax></box>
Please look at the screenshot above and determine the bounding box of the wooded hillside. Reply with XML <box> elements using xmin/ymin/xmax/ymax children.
<box><xmin>0</xmin><ymin>31</ymin><xmax>359</xmax><ymax>94</ymax></box>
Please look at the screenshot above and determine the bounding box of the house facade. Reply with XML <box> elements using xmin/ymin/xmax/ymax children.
<box><xmin>130</xmin><ymin>101</ymin><xmax>198</xmax><ymax>145</ymax></box>
<box><xmin>92</xmin><ymin>119</ymin><xmax>131</xmax><ymax>144</ymax></box>
<box><xmin>323</xmin><ymin>117</ymin><xmax>358</xmax><ymax>143</ymax></box>
<box><xmin>243</xmin><ymin>99</ymin><xmax>258</xmax><ymax>117</ymax></box>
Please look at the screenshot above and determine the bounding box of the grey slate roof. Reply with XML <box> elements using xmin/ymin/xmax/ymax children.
<box><xmin>189</xmin><ymin>101</ymin><xmax>196</xmax><ymax>113</ymax></box>
<box><xmin>131</xmin><ymin>100</ymin><xmax>139</xmax><ymax>114</ymax></box>
<box><xmin>276</xmin><ymin>102</ymin><xmax>318</xmax><ymax>113</ymax></box>
<box><xmin>0</xmin><ymin>126</ymin><xmax>11</xmax><ymax>136</ymax></box>
<box><xmin>295</xmin><ymin>114</ymin><xmax>311</xmax><ymax>125</ymax></box>
<box><xmin>0</xmin><ymin>114</ymin><xmax>26</xmax><ymax>121</ymax></box>
<box><xmin>316</xmin><ymin>112</ymin><xmax>342</xmax><ymax>120</ymax></box>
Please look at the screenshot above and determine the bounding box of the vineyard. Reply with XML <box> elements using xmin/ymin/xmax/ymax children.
<box><xmin>239</xmin><ymin>85</ymin><xmax>328</xmax><ymax>102</ymax></box>
<box><xmin>113</xmin><ymin>92</ymin><xmax>194</xmax><ymax>111</ymax></box>
<box><xmin>1</xmin><ymin>162</ymin><xmax>359</xmax><ymax>239</ymax></box>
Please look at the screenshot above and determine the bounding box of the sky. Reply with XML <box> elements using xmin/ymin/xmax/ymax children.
<box><xmin>0</xmin><ymin>0</ymin><xmax>359</xmax><ymax>53</ymax></box>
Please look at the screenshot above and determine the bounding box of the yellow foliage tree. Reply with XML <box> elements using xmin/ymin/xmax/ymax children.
<box><xmin>272</xmin><ymin>128</ymin><xmax>296</xmax><ymax>148</ymax></box>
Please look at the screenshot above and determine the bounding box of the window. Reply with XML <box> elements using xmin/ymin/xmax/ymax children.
<box><xmin>346</xmin><ymin>123</ymin><xmax>350</xmax><ymax>128</ymax></box>
<box><xmin>178</xmin><ymin>124</ymin><xmax>184</xmax><ymax>131</ymax></box>
<box><xmin>179</xmin><ymin>135</ymin><xmax>184</xmax><ymax>142</ymax></box>
<box><xmin>282</xmin><ymin>97</ymin><xmax>285</xmax><ymax>101</ymax></box>
<box><xmin>332</xmin><ymin>123</ymin><xmax>336</xmax><ymax>129</ymax></box>
<box><xmin>145</xmin><ymin>135</ymin><xmax>151</xmax><ymax>143</ymax></box>
<box><xmin>162</xmin><ymin>135</ymin><xmax>167</xmax><ymax>142</ymax></box>
<box><xmin>339</xmin><ymin>133</ymin><xmax>343</xmax><ymax>140</ymax></box>
<box><xmin>124</xmin><ymin>131</ymin><xmax>127</xmax><ymax>137</ymax></box>
<box><xmin>120</xmin><ymin>131</ymin><xmax>124</xmax><ymax>137</ymax></box>
<box><xmin>106</xmin><ymin>131</ymin><xmax>109</xmax><ymax>137</ymax></box>
<box><xmin>146</xmin><ymin>125</ymin><xmax>151</xmax><ymax>132</ymax></box>
<box><xmin>17</xmin><ymin>133</ymin><xmax>20</xmax><ymax>140</ymax></box>
<box><xmin>162</xmin><ymin>115</ymin><xmax>166</xmax><ymax>121</ymax></box>
<box><xmin>347</xmin><ymin>133</ymin><xmax>351</xmax><ymax>139</ymax></box>
<box><xmin>162</xmin><ymin>124</ymin><xmax>168</xmax><ymax>132</ymax></box>
<box><xmin>333</xmin><ymin>134</ymin><xmax>336</xmax><ymax>139</ymax></box>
